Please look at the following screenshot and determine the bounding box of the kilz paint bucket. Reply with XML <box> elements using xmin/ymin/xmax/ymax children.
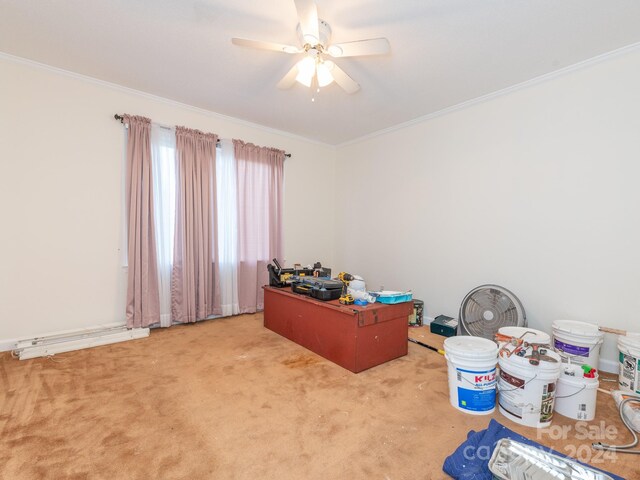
<box><xmin>498</xmin><ymin>348</ymin><xmax>562</xmax><ymax>428</ymax></box>
<box><xmin>444</xmin><ymin>336</ymin><xmax>498</xmax><ymax>415</ymax></box>
<box><xmin>618</xmin><ymin>333</ymin><xmax>640</xmax><ymax>394</ymax></box>
<box><xmin>552</xmin><ymin>320</ymin><xmax>604</xmax><ymax>368</ymax></box>
<box><xmin>554</xmin><ymin>364</ymin><xmax>599</xmax><ymax>421</ymax></box>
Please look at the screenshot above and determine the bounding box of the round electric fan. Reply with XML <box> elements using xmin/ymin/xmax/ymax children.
<box><xmin>458</xmin><ymin>284</ymin><xmax>526</xmax><ymax>339</ymax></box>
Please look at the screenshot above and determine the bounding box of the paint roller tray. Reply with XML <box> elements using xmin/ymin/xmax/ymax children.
<box><xmin>369</xmin><ymin>291</ymin><xmax>413</xmax><ymax>304</ymax></box>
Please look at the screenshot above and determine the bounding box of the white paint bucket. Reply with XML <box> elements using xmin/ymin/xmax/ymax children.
<box><xmin>554</xmin><ymin>364</ymin><xmax>599</xmax><ymax>421</ymax></box>
<box><xmin>618</xmin><ymin>333</ymin><xmax>640</xmax><ymax>394</ymax></box>
<box><xmin>498</xmin><ymin>326</ymin><xmax>551</xmax><ymax>346</ymax></box>
<box><xmin>498</xmin><ymin>348</ymin><xmax>562</xmax><ymax>428</ymax></box>
<box><xmin>552</xmin><ymin>320</ymin><xmax>604</xmax><ymax>368</ymax></box>
<box><xmin>444</xmin><ymin>336</ymin><xmax>498</xmax><ymax>415</ymax></box>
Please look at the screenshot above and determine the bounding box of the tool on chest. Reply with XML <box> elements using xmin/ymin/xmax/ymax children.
<box><xmin>338</xmin><ymin>272</ymin><xmax>355</xmax><ymax>305</ymax></box>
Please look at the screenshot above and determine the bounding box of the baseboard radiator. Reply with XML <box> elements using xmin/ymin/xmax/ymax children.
<box><xmin>13</xmin><ymin>325</ymin><xmax>150</xmax><ymax>360</ymax></box>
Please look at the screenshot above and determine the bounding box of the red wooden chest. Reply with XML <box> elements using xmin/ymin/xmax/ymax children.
<box><xmin>263</xmin><ymin>286</ymin><xmax>412</xmax><ymax>373</ymax></box>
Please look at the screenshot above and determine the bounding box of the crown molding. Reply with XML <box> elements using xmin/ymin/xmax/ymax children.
<box><xmin>4</xmin><ymin>40</ymin><xmax>640</xmax><ymax>151</ymax></box>
<box><xmin>337</xmin><ymin>41</ymin><xmax>640</xmax><ymax>149</ymax></box>
<box><xmin>0</xmin><ymin>51</ymin><xmax>335</xmax><ymax>150</ymax></box>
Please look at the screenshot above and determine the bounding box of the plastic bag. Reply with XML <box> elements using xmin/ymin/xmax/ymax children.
<box><xmin>611</xmin><ymin>390</ymin><xmax>640</xmax><ymax>432</ymax></box>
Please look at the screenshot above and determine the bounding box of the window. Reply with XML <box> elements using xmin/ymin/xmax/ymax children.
<box><xmin>122</xmin><ymin>116</ymin><xmax>283</xmax><ymax>325</ymax></box>
<box><xmin>150</xmin><ymin>130</ymin><xmax>240</xmax><ymax>324</ymax></box>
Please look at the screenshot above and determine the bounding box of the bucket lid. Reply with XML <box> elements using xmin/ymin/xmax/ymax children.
<box><xmin>558</xmin><ymin>364</ymin><xmax>599</xmax><ymax>386</ymax></box>
<box><xmin>444</xmin><ymin>336</ymin><xmax>498</xmax><ymax>360</ymax></box>
<box><xmin>552</xmin><ymin>320</ymin><xmax>603</xmax><ymax>338</ymax></box>
<box><xmin>618</xmin><ymin>333</ymin><xmax>640</xmax><ymax>351</ymax></box>
<box><xmin>498</xmin><ymin>326</ymin><xmax>550</xmax><ymax>344</ymax></box>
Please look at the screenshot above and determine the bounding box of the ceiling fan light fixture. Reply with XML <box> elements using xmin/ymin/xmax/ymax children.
<box><xmin>295</xmin><ymin>56</ymin><xmax>315</xmax><ymax>87</ymax></box>
<box><xmin>297</xmin><ymin>56</ymin><xmax>315</xmax><ymax>76</ymax></box>
<box><xmin>231</xmin><ymin>1</ymin><xmax>388</xmax><ymax>94</ymax></box>
<box><xmin>295</xmin><ymin>72</ymin><xmax>313</xmax><ymax>87</ymax></box>
<box><xmin>316</xmin><ymin>62</ymin><xmax>334</xmax><ymax>87</ymax></box>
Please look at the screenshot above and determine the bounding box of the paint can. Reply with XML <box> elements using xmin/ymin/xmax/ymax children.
<box><xmin>444</xmin><ymin>336</ymin><xmax>498</xmax><ymax>415</ymax></box>
<box><xmin>618</xmin><ymin>333</ymin><xmax>640</xmax><ymax>394</ymax></box>
<box><xmin>409</xmin><ymin>299</ymin><xmax>424</xmax><ymax>327</ymax></box>
<box><xmin>552</xmin><ymin>320</ymin><xmax>604</xmax><ymax>368</ymax></box>
<box><xmin>498</xmin><ymin>326</ymin><xmax>551</xmax><ymax>346</ymax></box>
<box><xmin>554</xmin><ymin>364</ymin><xmax>599</xmax><ymax>421</ymax></box>
<box><xmin>498</xmin><ymin>347</ymin><xmax>561</xmax><ymax>428</ymax></box>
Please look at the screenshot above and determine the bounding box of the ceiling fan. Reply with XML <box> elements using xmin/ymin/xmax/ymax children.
<box><xmin>231</xmin><ymin>0</ymin><xmax>390</xmax><ymax>94</ymax></box>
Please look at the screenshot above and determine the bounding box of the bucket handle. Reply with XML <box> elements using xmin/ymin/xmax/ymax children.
<box><xmin>555</xmin><ymin>338</ymin><xmax>603</xmax><ymax>361</ymax></box>
<box><xmin>555</xmin><ymin>384</ymin><xmax>587</xmax><ymax>399</ymax></box>
<box><xmin>508</xmin><ymin>402</ymin><xmax>552</xmax><ymax>416</ymax></box>
<box><xmin>511</xmin><ymin>401</ymin><xmax>540</xmax><ymax>413</ymax></box>
<box><xmin>556</xmin><ymin>337</ymin><xmax>604</xmax><ymax>347</ymax></box>
<box><xmin>497</xmin><ymin>373</ymin><xmax>538</xmax><ymax>393</ymax></box>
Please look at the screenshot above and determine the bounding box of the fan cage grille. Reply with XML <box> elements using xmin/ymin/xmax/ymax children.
<box><xmin>459</xmin><ymin>285</ymin><xmax>525</xmax><ymax>339</ymax></box>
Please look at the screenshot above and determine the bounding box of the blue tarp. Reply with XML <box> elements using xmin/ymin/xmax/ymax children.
<box><xmin>442</xmin><ymin>419</ymin><xmax>624</xmax><ymax>480</ymax></box>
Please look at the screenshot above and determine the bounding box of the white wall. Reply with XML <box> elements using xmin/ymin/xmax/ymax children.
<box><xmin>0</xmin><ymin>55</ymin><xmax>335</xmax><ymax>342</ymax></box>
<box><xmin>3</xmin><ymin>47</ymin><xmax>639</xmax><ymax>369</ymax></box>
<box><xmin>334</xmin><ymin>48</ymin><xmax>640</xmax><ymax>369</ymax></box>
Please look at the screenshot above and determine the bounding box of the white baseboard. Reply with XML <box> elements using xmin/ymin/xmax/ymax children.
<box><xmin>422</xmin><ymin>316</ymin><xmax>435</xmax><ymax>326</ymax></box>
<box><xmin>0</xmin><ymin>337</ymin><xmax>19</xmax><ymax>352</ymax></box>
<box><xmin>16</xmin><ymin>326</ymin><xmax>149</xmax><ymax>360</ymax></box>
<box><xmin>0</xmin><ymin>321</ymin><xmax>126</xmax><ymax>353</ymax></box>
<box><xmin>598</xmin><ymin>357</ymin><xmax>618</xmax><ymax>374</ymax></box>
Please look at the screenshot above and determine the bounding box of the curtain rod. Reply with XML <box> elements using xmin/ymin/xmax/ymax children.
<box><xmin>114</xmin><ymin>114</ymin><xmax>291</xmax><ymax>157</ymax></box>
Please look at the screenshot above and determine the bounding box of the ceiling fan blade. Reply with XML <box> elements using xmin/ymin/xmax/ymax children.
<box><xmin>330</xmin><ymin>64</ymin><xmax>360</xmax><ymax>94</ymax></box>
<box><xmin>327</xmin><ymin>38</ymin><xmax>390</xmax><ymax>58</ymax></box>
<box><xmin>277</xmin><ymin>64</ymin><xmax>299</xmax><ymax>90</ymax></box>
<box><xmin>231</xmin><ymin>38</ymin><xmax>301</xmax><ymax>54</ymax></box>
<box><xmin>293</xmin><ymin>0</ymin><xmax>319</xmax><ymax>44</ymax></box>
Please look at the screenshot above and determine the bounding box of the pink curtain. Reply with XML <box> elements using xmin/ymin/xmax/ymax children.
<box><xmin>124</xmin><ymin>115</ymin><xmax>161</xmax><ymax>328</ymax></box>
<box><xmin>171</xmin><ymin>127</ymin><xmax>221</xmax><ymax>323</ymax></box>
<box><xmin>234</xmin><ymin>140</ymin><xmax>284</xmax><ymax>313</ymax></box>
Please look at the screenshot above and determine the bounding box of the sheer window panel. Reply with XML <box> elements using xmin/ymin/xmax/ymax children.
<box><xmin>151</xmin><ymin>124</ymin><xmax>176</xmax><ymax>327</ymax></box>
<box><xmin>216</xmin><ymin>139</ymin><xmax>240</xmax><ymax>317</ymax></box>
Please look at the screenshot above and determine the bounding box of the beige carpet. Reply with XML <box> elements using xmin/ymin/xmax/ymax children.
<box><xmin>0</xmin><ymin>314</ymin><xmax>637</xmax><ymax>479</ymax></box>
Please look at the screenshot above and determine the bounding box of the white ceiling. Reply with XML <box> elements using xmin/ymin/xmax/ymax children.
<box><xmin>2</xmin><ymin>1</ymin><xmax>640</xmax><ymax>145</ymax></box>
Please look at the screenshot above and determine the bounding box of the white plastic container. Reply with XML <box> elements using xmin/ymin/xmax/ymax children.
<box><xmin>498</xmin><ymin>326</ymin><xmax>551</xmax><ymax>346</ymax></box>
<box><xmin>444</xmin><ymin>336</ymin><xmax>499</xmax><ymax>415</ymax></box>
<box><xmin>554</xmin><ymin>364</ymin><xmax>599</xmax><ymax>421</ymax></box>
<box><xmin>498</xmin><ymin>348</ymin><xmax>562</xmax><ymax>428</ymax></box>
<box><xmin>618</xmin><ymin>333</ymin><xmax>640</xmax><ymax>394</ymax></box>
<box><xmin>552</xmin><ymin>320</ymin><xmax>603</xmax><ymax>368</ymax></box>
